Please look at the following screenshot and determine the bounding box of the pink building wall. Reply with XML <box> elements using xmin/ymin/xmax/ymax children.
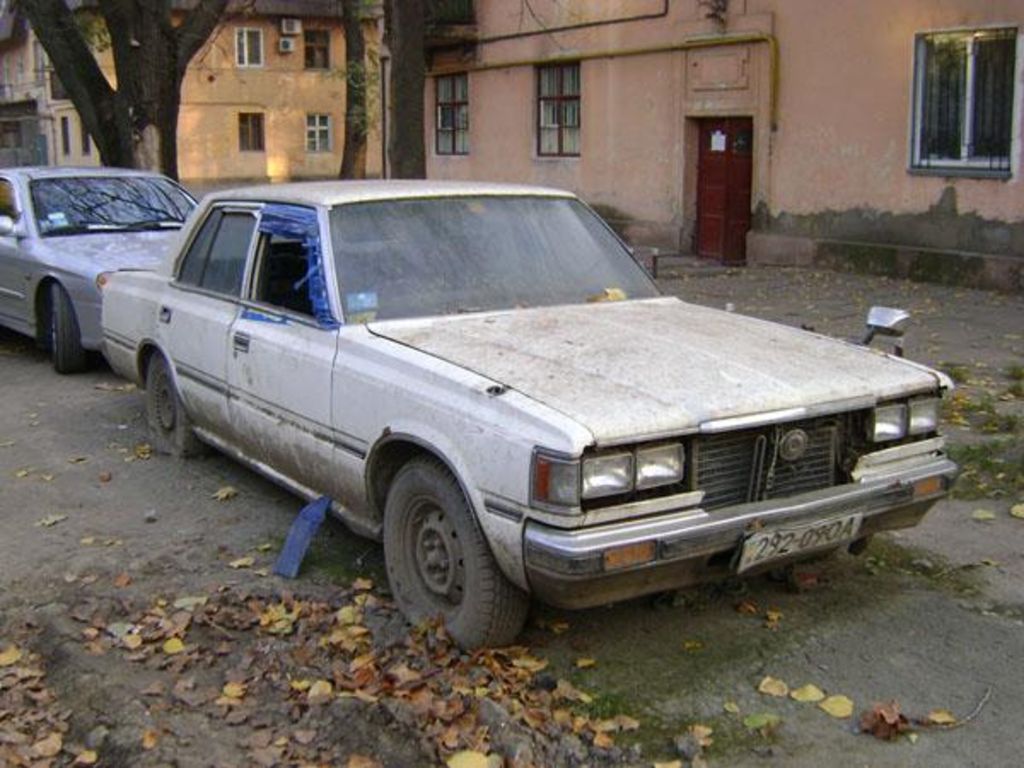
<box><xmin>424</xmin><ymin>0</ymin><xmax>1024</xmax><ymax>289</ymax></box>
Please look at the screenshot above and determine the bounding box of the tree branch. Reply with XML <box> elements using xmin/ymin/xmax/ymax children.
<box><xmin>175</xmin><ymin>0</ymin><xmax>229</xmax><ymax>75</ymax></box>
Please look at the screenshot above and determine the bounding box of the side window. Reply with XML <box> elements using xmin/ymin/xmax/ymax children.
<box><xmin>0</xmin><ymin>179</ymin><xmax>18</xmax><ymax>219</ymax></box>
<box><xmin>200</xmin><ymin>213</ymin><xmax>256</xmax><ymax>297</ymax></box>
<box><xmin>252</xmin><ymin>233</ymin><xmax>313</xmax><ymax>316</ymax></box>
<box><xmin>177</xmin><ymin>210</ymin><xmax>222</xmax><ymax>286</ymax></box>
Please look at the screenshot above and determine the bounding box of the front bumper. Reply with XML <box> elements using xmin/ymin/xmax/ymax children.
<box><xmin>523</xmin><ymin>454</ymin><xmax>958</xmax><ymax>609</ymax></box>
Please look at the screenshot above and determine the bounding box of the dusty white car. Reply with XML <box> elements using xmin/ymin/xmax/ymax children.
<box><xmin>102</xmin><ymin>181</ymin><xmax>958</xmax><ymax>647</ymax></box>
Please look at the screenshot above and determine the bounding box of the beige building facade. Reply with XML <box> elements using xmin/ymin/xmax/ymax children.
<box><xmin>425</xmin><ymin>0</ymin><xmax>1024</xmax><ymax>290</ymax></box>
<box><xmin>0</xmin><ymin>1</ymin><xmax>382</xmax><ymax>186</ymax></box>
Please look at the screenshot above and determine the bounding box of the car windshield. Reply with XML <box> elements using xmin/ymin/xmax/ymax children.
<box><xmin>329</xmin><ymin>195</ymin><xmax>658</xmax><ymax>321</ymax></box>
<box><xmin>30</xmin><ymin>176</ymin><xmax>194</xmax><ymax>236</ymax></box>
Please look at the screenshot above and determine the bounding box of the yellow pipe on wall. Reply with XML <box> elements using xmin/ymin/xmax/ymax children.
<box><xmin>432</xmin><ymin>33</ymin><xmax>781</xmax><ymax>129</ymax></box>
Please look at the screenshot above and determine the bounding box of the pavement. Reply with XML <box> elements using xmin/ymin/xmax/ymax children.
<box><xmin>0</xmin><ymin>264</ymin><xmax>1021</xmax><ymax>767</ymax></box>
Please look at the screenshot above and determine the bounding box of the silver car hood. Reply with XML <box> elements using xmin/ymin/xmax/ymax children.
<box><xmin>31</xmin><ymin>229</ymin><xmax>181</xmax><ymax>278</ymax></box>
<box><xmin>368</xmin><ymin>297</ymin><xmax>944</xmax><ymax>444</ymax></box>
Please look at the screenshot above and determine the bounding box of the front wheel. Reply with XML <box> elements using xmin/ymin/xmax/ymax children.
<box><xmin>383</xmin><ymin>457</ymin><xmax>529</xmax><ymax>649</ymax></box>
<box><xmin>145</xmin><ymin>353</ymin><xmax>204</xmax><ymax>457</ymax></box>
<box><xmin>49</xmin><ymin>283</ymin><xmax>88</xmax><ymax>374</ymax></box>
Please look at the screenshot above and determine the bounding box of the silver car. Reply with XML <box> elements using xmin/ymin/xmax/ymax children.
<box><xmin>0</xmin><ymin>166</ymin><xmax>195</xmax><ymax>372</ymax></box>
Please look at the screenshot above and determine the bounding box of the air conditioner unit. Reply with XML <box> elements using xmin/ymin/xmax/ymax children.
<box><xmin>278</xmin><ymin>37</ymin><xmax>297</xmax><ymax>54</ymax></box>
<box><xmin>280</xmin><ymin>18</ymin><xmax>302</xmax><ymax>35</ymax></box>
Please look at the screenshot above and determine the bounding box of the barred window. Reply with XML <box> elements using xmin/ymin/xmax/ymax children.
<box><xmin>912</xmin><ymin>28</ymin><xmax>1016</xmax><ymax>175</ymax></box>
<box><xmin>306</xmin><ymin>113</ymin><xmax>332</xmax><ymax>152</ymax></box>
<box><xmin>537</xmin><ymin>63</ymin><xmax>580</xmax><ymax>157</ymax></box>
<box><xmin>436</xmin><ymin>73</ymin><xmax>468</xmax><ymax>155</ymax></box>
<box><xmin>304</xmin><ymin>29</ymin><xmax>330</xmax><ymax>70</ymax></box>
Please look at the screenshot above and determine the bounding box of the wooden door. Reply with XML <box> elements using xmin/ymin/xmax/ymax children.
<box><xmin>696</xmin><ymin>118</ymin><xmax>753</xmax><ymax>263</ymax></box>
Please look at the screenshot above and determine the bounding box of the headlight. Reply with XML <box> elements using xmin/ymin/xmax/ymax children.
<box><xmin>532</xmin><ymin>452</ymin><xmax>580</xmax><ymax>507</ymax></box>
<box><xmin>868</xmin><ymin>403</ymin><xmax>907</xmax><ymax>442</ymax></box>
<box><xmin>582</xmin><ymin>453</ymin><xmax>634</xmax><ymax>499</ymax></box>
<box><xmin>636</xmin><ymin>443</ymin><xmax>684</xmax><ymax>489</ymax></box>
<box><xmin>908</xmin><ymin>398</ymin><xmax>940</xmax><ymax>435</ymax></box>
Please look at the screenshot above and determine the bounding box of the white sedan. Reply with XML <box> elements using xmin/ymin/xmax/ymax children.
<box><xmin>101</xmin><ymin>181</ymin><xmax>958</xmax><ymax>647</ymax></box>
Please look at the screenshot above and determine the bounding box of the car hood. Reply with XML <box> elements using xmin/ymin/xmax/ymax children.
<box><xmin>32</xmin><ymin>230</ymin><xmax>181</xmax><ymax>277</ymax></box>
<box><xmin>368</xmin><ymin>297</ymin><xmax>945</xmax><ymax>444</ymax></box>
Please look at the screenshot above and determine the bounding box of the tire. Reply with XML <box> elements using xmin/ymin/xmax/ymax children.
<box><xmin>383</xmin><ymin>457</ymin><xmax>529</xmax><ymax>649</ymax></box>
<box><xmin>49</xmin><ymin>283</ymin><xmax>88</xmax><ymax>374</ymax></box>
<box><xmin>145</xmin><ymin>353</ymin><xmax>204</xmax><ymax>457</ymax></box>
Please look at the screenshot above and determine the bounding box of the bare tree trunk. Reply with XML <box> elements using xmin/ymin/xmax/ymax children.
<box><xmin>339</xmin><ymin>0</ymin><xmax>368</xmax><ymax>179</ymax></box>
<box><xmin>385</xmin><ymin>0</ymin><xmax>426</xmax><ymax>178</ymax></box>
<box><xmin>21</xmin><ymin>0</ymin><xmax>227</xmax><ymax>178</ymax></box>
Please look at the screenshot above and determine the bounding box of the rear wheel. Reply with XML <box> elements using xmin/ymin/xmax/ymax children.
<box><xmin>383</xmin><ymin>457</ymin><xmax>529</xmax><ymax>648</ymax></box>
<box><xmin>49</xmin><ymin>283</ymin><xmax>88</xmax><ymax>374</ymax></box>
<box><xmin>145</xmin><ymin>353</ymin><xmax>204</xmax><ymax>457</ymax></box>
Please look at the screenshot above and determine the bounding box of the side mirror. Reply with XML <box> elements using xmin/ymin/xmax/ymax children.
<box><xmin>862</xmin><ymin>305</ymin><xmax>910</xmax><ymax>356</ymax></box>
<box><xmin>0</xmin><ymin>215</ymin><xmax>15</xmax><ymax>237</ymax></box>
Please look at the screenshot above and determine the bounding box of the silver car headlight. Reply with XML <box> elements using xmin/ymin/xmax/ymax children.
<box><xmin>582</xmin><ymin>453</ymin><xmax>634</xmax><ymax>499</ymax></box>
<box><xmin>908</xmin><ymin>398</ymin><xmax>940</xmax><ymax>435</ymax></box>
<box><xmin>636</xmin><ymin>443</ymin><xmax>685</xmax><ymax>490</ymax></box>
<box><xmin>531</xmin><ymin>451</ymin><xmax>580</xmax><ymax>508</ymax></box>
<box><xmin>869</xmin><ymin>403</ymin><xmax>907</xmax><ymax>442</ymax></box>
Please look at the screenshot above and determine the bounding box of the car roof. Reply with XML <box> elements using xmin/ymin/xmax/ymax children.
<box><xmin>1</xmin><ymin>166</ymin><xmax>173</xmax><ymax>181</ymax></box>
<box><xmin>204</xmin><ymin>180</ymin><xmax>578</xmax><ymax>207</ymax></box>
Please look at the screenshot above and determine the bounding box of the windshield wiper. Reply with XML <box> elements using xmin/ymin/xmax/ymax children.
<box><xmin>119</xmin><ymin>220</ymin><xmax>184</xmax><ymax>231</ymax></box>
<box><xmin>42</xmin><ymin>223</ymin><xmax>122</xmax><ymax>236</ymax></box>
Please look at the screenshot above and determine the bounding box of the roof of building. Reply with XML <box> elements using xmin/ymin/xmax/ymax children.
<box><xmin>205</xmin><ymin>180</ymin><xmax>577</xmax><ymax>207</ymax></box>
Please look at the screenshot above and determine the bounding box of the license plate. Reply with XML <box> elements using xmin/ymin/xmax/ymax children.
<box><xmin>737</xmin><ymin>512</ymin><xmax>863</xmax><ymax>573</ymax></box>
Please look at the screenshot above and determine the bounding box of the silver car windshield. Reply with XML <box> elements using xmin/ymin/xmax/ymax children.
<box><xmin>329</xmin><ymin>195</ymin><xmax>658</xmax><ymax>321</ymax></box>
<box><xmin>30</xmin><ymin>176</ymin><xmax>194</xmax><ymax>236</ymax></box>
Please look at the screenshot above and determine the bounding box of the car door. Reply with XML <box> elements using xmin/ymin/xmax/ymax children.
<box><xmin>159</xmin><ymin>204</ymin><xmax>258</xmax><ymax>437</ymax></box>
<box><xmin>226</xmin><ymin>204</ymin><xmax>343</xmax><ymax>496</ymax></box>
<box><xmin>0</xmin><ymin>176</ymin><xmax>28</xmax><ymax>329</ymax></box>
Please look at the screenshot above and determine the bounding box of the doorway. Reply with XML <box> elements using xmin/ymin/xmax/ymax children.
<box><xmin>696</xmin><ymin>117</ymin><xmax>753</xmax><ymax>263</ymax></box>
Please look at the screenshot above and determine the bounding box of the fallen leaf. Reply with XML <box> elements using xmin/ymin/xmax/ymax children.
<box><xmin>512</xmin><ymin>655</ymin><xmax>548</xmax><ymax>673</ymax></box>
<box><xmin>98</xmin><ymin>471</ymin><xmax>112</xmax><ymax>482</ymax></box>
<box><xmin>0</xmin><ymin>645</ymin><xmax>23</xmax><ymax>666</ymax></box>
<box><xmin>682</xmin><ymin>639</ymin><xmax>704</xmax><ymax>652</ymax></box>
<box><xmin>653</xmin><ymin>762</ymin><xmax>684</xmax><ymax>768</ymax></box>
<box><xmin>142</xmin><ymin>728</ymin><xmax>159</xmax><ymax>749</ymax></box>
<box><xmin>859</xmin><ymin>700</ymin><xmax>911</xmax><ymax>740</ymax></box>
<box><xmin>819</xmin><ymin>694</ymin><xmax>854</xmax><ymax>718</ymax></box>
<box><xmin>1010</xmin><ymin>504</ymin><xmax>1024</xmax><ymax>519</ymax></box>
<box><xmin>615</xmin><ymin>714</ymin><xmax>640</xmax><ymax>731</ymax></box>
<box><xmin>229</xmin><ymin>556</ymin><xmax>255</xmax><ymax>569</ymax></box>
<box><xmin>32</xmin><ymin>732</ymin><xmax>63</xmax><ymax>758</ymax></box>
<box><xmin>757</xmin><ymin>676</ymin><xmax>789</xmax><ymax>697</ymax></box>
<box><xmin>593</xmin><ymin>731</ymin><xmax>614</xmax><ymax>748</ymax></box>
<box><xmin>134</xmin><ymin>443</ymin><xmax>152</xmax><ymax>460</ymax></box>
<box><xmin>908</xmin><ymin>732</ymin><xmax>919</xmax><ymax>744</ymax></box>
<box><xmin>213</xmin><ymin>485</ymin><xmax>238</xmax><ymax>501</ymax></box>
<box><xmin>790</xmin><ymin>684</ymin><xmax>826</xmax><ymax>703</ymax></box>
<box><xmin>352</xmin><ymin>577</ymin><xmax>373</xmax><ymax>590</ymax></box>
<box><xmin>74</xmin><ymin>750</ymin><xmax>99</xmax><ymax>765</ymax></box>
<box><xmin>162</xmin><ymin>637</ymin><xmax>185</xmax><ymax>655</ymax></box>
<box><xmin>256</xmin><ymin>542</ymin><xmax>274</xmax><ymax>552</ymax></box>
<box><xmin>736</xmin><ymin>599</ymin><xmax>759</xmax><ymax>615</ymax></box>
<box><xmin>575</xmin><ymin>657</ymin><xmax>597</xmax><ymax>668</ymax></box>
<box><xmin>173</xmin><ymin>595</ymin><xmax>208</xmax><ymax>610</ymax></box>
<box><xmin>80</xmin><ymin>536</ymin><xmax>96</xmax><ymax>545</ymax></box>
<box><xmin>307</xmin><ymin>679</ymin><xmax>333</xmax><ymax>704</ymax></box>
<box><xmin>971</xmin><ymin>509</ymin><xmax>996</xmax><ymax>522</ymax></box>
<box><xmin>123</xmin><ymin>634</ymin><xmax>143</xmax><ymax>650</ymax></box>
<box><xmin>15</xmin><ymin>468</ymin><xmax>31</xmax><ymax>478</ymax></box>
<box><xmin>742</xmin><ymin>712</ymin><xmax>781</xmax><ymax>730</ymax></box>
<box><xmin>223</xmin><ymin>681</ymin><xmax>246</xmax><ymax>699</ymax></box>
<box><xmin>689</xmin><ymin>723</ymin><xmax>714</xmax><ymax>747</ymax></box>
<box><xmin>723</xmin><ymin>701</ymin><xmax>741</xmax><ymax>714</ymax></box>
<box><xmin>290</xmin><ymin>679</ymin><xmax>312</xmax><ymax>692</ymax></box>
<box><xmin>68</xmin><ymin>456</ymin><xmax>89</xmax><ymax>464</ymax></box>
<box><xmin>446</xmin><ymin>752</ymin><xmax>490</xmax><ymax>768</ymax></box>
<box><xmin>113</xmin><ymin>572</ymin><xmax>132</xmax><ymax>588</ymax></box>
<box><xmin>36</xmin><ymin>513</ymin><xmax>68</xmax><ymax>528</ymax></box>
<box><xmin>927</xmin><ymin>708</ymin><xmax>957</xmax><ymax>725</ymax></box>
<box><xmin>347</xmin><ymin>757</ymin><xmax>383</xmax><ymax>768</ymax></box>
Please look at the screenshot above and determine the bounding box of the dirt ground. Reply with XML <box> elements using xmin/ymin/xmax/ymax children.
<box><xmin>1</xmin><ymin>266</ymin><xmax>1022</xmax><ymax>768</ymax></box>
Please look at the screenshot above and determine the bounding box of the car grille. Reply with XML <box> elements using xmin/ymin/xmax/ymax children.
<box><xmin>695</xmin><ymin>417</ymin><xmax>840</xmax><ymax>510</ymax></box>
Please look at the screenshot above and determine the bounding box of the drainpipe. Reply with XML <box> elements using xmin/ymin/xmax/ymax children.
<box><xmin>432</xmin><ymin>32</ymin><xmax>781</xmax><ymax>130</ymax></box>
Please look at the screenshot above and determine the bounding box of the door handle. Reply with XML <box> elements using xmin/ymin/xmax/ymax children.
<box><xmin>158</xmin><ymin>306</ymin><xmax>172</xmax><ymax>324</ymax></box>
<box><xmin>233</xmin><ymin>332</ymin><xmax>250</xmax><ymax>353</ymax></box>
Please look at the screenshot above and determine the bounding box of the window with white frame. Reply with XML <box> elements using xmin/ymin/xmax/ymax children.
<box><xmin>235</xmin><ymin>27</ymin><xmax>264</xmax><ymax>68</ymax></box>
<box><xmin>306</xmin><ymin>114</ymin><xmax>332</xmax><ymax>152</ymax></box>
<box><xmin>912</xmin><ymin>27</ymin><xmax>1017</xmax><ymax>175</ymax></box>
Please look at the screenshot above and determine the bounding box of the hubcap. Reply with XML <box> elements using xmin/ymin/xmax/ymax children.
<box><xmin>410</xmin><ymin>504</ymin><xmax>463</xmax><ymax>603</ymax></box>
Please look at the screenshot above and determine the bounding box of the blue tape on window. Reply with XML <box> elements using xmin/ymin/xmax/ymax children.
<box><xmin>258</xmin><ymin>204</ymin><xmax>339</xmax><ymax>328</ymax></box>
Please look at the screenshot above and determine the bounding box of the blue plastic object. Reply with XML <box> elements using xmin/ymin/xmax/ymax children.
<box><xmin>257</xmin><ymin>204</ymin><xmax>339</xmax><ymax>329</ymax></box>
<box><xmin>273</xmin><ymin>496</ymin><xmax>331</xmax><ymax>579</ymax></box>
